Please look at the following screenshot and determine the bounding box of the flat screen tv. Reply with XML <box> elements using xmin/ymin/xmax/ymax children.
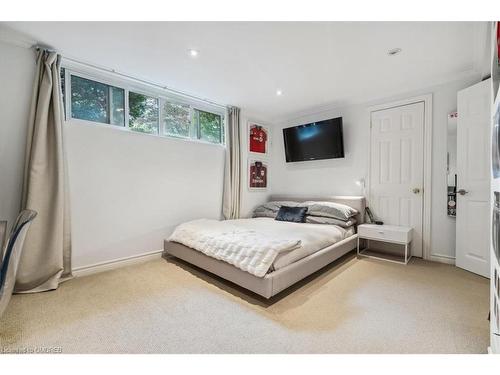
<box><xmin>283</xmin><ymin>117</ymin><xmax>344</xmax><ymax>162</ymax></box>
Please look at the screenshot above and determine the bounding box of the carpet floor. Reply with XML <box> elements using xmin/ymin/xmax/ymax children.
<box><xmin>0</xmin><ymin>253</ymin><xmax>490</xmax><ymax>353</ymax></box>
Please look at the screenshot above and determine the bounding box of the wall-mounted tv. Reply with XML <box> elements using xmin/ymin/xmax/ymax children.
<box><xmin>283</xmin><ymin>117</ymin><xmax>344</xmax><ymax>162</ymax></box>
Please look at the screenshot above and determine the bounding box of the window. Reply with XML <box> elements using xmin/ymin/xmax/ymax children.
<box><xmin>62</xmin><ymin>69</ymin><xmax>224</xmax><ymax>144</ymax></box>
<box><xmin>128</xmin><ymin>92</ymin><xmax>159</xmax><ymax>134</ymax></box>
<box><xmin>196</xmin><ymin>109</ymin><xmax>223</xmax><ymax>144</ymax></box>
<box><xmin>161</xmin><ymin>100</ymin><xmax>223</xmax><ymax>143</ymax></box>
<box><xmin>110</xmin><ymin>87</ymin><xmax>125</xmax><ymax>126</ymax></box>
<box><xmin>162</xmin><ymin>101</ymin><xmax>191</xmax><ymax>138</ymax></box>
<box><xmin>70</xmin><ymin>75</ymin><xmax>125</xmax><ymax>126</ymax></box>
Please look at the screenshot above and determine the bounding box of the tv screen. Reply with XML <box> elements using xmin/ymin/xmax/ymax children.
<box><xmin>283</xmin><ymin>117</ymin><xmax>344</xmax><ymax>162</ymax></box>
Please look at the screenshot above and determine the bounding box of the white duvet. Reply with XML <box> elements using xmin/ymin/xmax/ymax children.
<box><xmin>169</xmin><ymin>218</ymin><xmax>353</xmax><ymax>277</ymax></box>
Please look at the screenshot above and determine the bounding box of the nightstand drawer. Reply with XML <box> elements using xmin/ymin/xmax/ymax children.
<box><xmin>358</xmin><ymin>224</ymin><xmax>412</xmax><ymax>244</ymax></box>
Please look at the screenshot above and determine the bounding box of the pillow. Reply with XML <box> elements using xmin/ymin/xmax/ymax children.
<box><xmin>302</xmin><ymin>201</ymin><xmax>358</xmax><ymax>221</ymax></box>
<box><xmin>275</xmin><ymin>206</ymin><xmax>308</xmax><ymax>223</ymax></box>
<box><xmin>252</xmin><ymin>201</ymin><xmax>299</xmax><ymax>218</ymax></box>
<box><xmin>305</xmin><ymin>215</ymin><xmax>357</xmax><ymax>228</ymax></box>
<box><xmin>252</xmin><ymin>208</ymin><xmax>276</xmax><ymax>218</ymax></box>
<box><xmin>262</xmin><ymin>201</ymin><xmax>301</xmax><ymax>211</ymax></box>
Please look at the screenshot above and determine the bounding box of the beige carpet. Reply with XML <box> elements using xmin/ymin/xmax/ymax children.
<box><xmin>0</xmin><ymin>254</ymin><xmax>490</xmax><ymax>353</ymax></box>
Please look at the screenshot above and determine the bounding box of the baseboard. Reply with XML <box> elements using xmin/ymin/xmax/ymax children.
<box><xmin>72</xmin><ymin>249</ymin><xmax>163</xmax><ymax>278</ymax></box>
<box><xmin>430</xmin><ymin>253</ymin><xmax>456</xmax><ymax>265</ymax></box>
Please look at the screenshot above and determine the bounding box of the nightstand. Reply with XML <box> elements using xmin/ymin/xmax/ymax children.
<box><xmin>357</xmin><ymin>224</ymin><xmax>413</xmax><ymax>265</ymax></box>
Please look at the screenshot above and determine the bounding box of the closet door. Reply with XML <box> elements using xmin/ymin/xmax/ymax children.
<box><xmin>456</xmin><ymin>79</ymin><xmax>491</xmax><ymax>278</ymax></box>
<box><xmin>370</xmin><ymin>101</ymin><xmax>425</xmax><ymax>257</ymax></box>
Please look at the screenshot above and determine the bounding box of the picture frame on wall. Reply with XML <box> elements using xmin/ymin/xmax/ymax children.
<box><xmin>248</xmin><ymin>159</ymin><xmax>268</xmax><ymax>191</ymax></box>
<box><xmin>248</xmin><ymin>121</ymin><xmax>270</xmax><ymax>156</ymax></box>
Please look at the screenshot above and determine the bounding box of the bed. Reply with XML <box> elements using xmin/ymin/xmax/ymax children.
<box><xmin>163</xmin><ymin>195</ymin><xmax>365</xmax><ymax>298</ymax></box>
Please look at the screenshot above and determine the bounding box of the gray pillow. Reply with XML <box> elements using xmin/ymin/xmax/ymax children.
<box><xmin>305</xmin><ymin>215</ymin><xmax>357</xmax><ymax>227</ymax></box>
<box><xmin>261</xmin><ymin>201</ymin><xmax>301</xmax><ymax>211</ymax></box>
<box><xmin>252</xmin><ymin>208</ymin><xmax>277</xmax><ymax>218</ymax></box>
<box><xmin>301</xmin><ymin>201</ymin><xmax>358</xmax><ymax>221</ymax></box>
<box><xmin>252</xmin><ymin>201</ymin><xmax>300</xmax><ymax>218</ymax></box>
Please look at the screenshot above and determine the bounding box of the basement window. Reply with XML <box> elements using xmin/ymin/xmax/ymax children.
<box><xmin>128</xmin><ymin>92</ymin><xmax>159</xmax><ymax>135</ymax></box>
<box><xmin>61</xmin><ymin>69</ymin><xmax>225</xmax><ymax>145</ymax></box>
<box><xmin>162</xmin><ymin>101</ymin><xmax>192</xmax><ymax>138</ymax></box>
<box><xmin>162</xmin><ymin>101</ymin><xmax>223</xmax><ymax>144</ymax></box>
<box><xmin>197</xmin><ymin>109</ymin><xmax>223</xmax><ymax>144</ymax></box>
<box><xmin>70</xmin><ymin>75</ymin><xmax>125</xmax><ymax>126</ymax></box>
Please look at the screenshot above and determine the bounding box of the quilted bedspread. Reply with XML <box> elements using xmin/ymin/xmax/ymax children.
<box><xmin>168</xmin><ymin>219</ymin><xmax>301</xmax><ymax>277</ymax></box>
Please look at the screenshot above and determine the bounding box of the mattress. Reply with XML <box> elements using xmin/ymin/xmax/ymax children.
<box><xmin>217</xmin><ymin>217</ymin><xmax>355</xmax><ymax>271</ymax></box>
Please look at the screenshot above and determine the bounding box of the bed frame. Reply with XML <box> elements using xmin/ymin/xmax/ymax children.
<box><xmin>163</xmin><ymin>195</ymin><xmax>365</xmax><ymax>299</ymax></box>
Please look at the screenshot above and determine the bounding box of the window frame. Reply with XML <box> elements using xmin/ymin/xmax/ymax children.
<box><xmin>160</xmin><ymin>98</ymin><xmax>194</xmax><ymax>140</ymax></box>
<box><xmin>62</xmin><ymin>66</ymin><xmax>226</xmax><ymax>147</ymax></box>
<box><xmin>127</xmin><ymin>90</ymin><xmax>160</xmax><ymax>135</ymax></box>
<box><xmin>195</xmin><ymin>108</ymin><xmax>224</xmax><ymax>144</ymax></box>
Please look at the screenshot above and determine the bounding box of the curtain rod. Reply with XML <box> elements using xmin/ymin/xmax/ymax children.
<box><xmin>33</xmin><ymin>45</ymin><xmax>228</xmax><ymax>109</ymax></box>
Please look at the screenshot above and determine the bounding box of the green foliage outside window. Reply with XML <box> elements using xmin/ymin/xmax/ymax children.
<box><xmin>129</xmin><ymin>92</ymin><xmax>159</xmax><ymax>134</ymax></box>
<box><xmin>71</xmin><ymin>75</ymin><xmax>109</xmax><ymax>123</ymax></box>
<box><xmin>198</xmin><ymin>110</ymin><xmax>222</xmax><ymax>144</ymax></box>
<box><xmin>69</xmin><ymin>74</ymin><xmax>124</xmax><ymax>126</ymax></box>
<box><xmin>163</xmin><ymin>102</ymin><xmax>191</xmax><ymax>138</ymax></box>
<box><xmin>163</xmin><ymin>103</ymin><xmax>223</xmax><ymax>143</ymax></box>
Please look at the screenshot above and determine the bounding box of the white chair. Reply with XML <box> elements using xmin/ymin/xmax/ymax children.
<box><xmin>0</xmin><ymin>210</ymin><xmax>37</xmax><ymax>318</ymax></box>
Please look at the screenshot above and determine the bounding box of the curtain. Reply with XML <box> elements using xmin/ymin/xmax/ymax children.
<box><xmin>15</xmin><ymin>49</ymin><xmax>71</xmax><ymax>293</ymax></box>
<box><xmin>222</xmin><ymin>107</ymin><xmax>241</xmax><ymax>219</ymax></box>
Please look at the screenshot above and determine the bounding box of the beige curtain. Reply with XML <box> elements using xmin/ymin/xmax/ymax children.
<box><xmin>222</xmin><ymin>107</ymin><xmax>241</xmax><ymax>219</ymax></box>
<box><xmin>15</xmin><ymin>49</ymin><xmax>71</xmax><ymax>293</ymax></box>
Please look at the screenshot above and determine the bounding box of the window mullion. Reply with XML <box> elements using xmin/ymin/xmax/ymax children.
<box><xmin>158</xmin><ymin>98</ymin><xmax>163</xmax><ymax>136</ymax></box>
<box><xmin>124</xmin><ymin>89</ymin><xmax>130</xmax><ymax>129</ymax></box>
<box><xmin>219</xmin><ymin>115</ymin><xmax>222</xmax><ymax>144</ymax></box>
<box><xmin>156</xmin><ymin>97</ymin><xmax>160</xmax><ymax>135</ymax></box>
<box><xmin>189</xmin><ymin>106</ymin><xmax>195</xmax><ymax>139</ymax></box>
<box><xmin>197</xmin><ymin>110</ymin><xmax>201</xmax><ymax>139</ymax></box>
<box><xmin>65</xmin><ymin>69</ymin><xmax>72</xmax><ymax>121</ymax></box>
<box><xmin>108</xmin><ymin>86</ymin><xmax>113</xmax><ymax>125</ymax></box>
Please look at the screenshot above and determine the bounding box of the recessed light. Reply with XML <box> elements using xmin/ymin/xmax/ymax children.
<box><xmin>387</xmin><ymin>48</ymin><xmax>402</xmax><ymax>56</ymax></box>
<box><xmin>188</xmin><ymin>49</ymin><xmax>199</xmax><ymax>57</ymax></box>
<box><xmin>276</xmin><ymin>89</ymin><xmax>283</xmax><ymax>96</ymax></box>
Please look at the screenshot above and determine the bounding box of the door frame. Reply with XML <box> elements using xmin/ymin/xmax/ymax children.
<box><xmin>367</xmin><ymin>94</ymin><xmax>433</xmax><ymax>260</ymax></box>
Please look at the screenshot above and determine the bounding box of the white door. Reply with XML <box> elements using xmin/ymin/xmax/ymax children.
<box><xmin>456</xmin><ymin>79</ymin><xmax>491</xmax><ymax>278</ymax></box>
<box><xmin>370</xmin><ymin>101</ymin><xmax>425</xmax><ymax>257</ymax></box>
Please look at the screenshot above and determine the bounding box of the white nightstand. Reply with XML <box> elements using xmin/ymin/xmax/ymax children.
<box><xmin>357</xmin><ymin>224</ymin><xmax>413</xmax><ymax>265</ymax></box>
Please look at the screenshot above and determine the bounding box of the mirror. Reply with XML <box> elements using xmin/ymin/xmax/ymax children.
<box><xmin>447</xmin><ymin>111</ymin><xmax>457</xmax><ymax>217</ymax></box>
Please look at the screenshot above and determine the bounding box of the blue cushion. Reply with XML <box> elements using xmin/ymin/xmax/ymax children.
<box><xmin>275</xmin><ymin>206</ymin><xmax>308</xmax><ymax>223</ymax></box>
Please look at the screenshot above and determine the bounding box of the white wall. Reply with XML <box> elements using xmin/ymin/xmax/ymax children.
<box><xmin>239</xmin><ymin>112</ymin><xmax>272</xmax><ymax>217</ymax></box>
<box><xmin>66</xmin><ymin>122</ymin><xmax>225</xmax><ymax>268</ymax></box>
<box><xmin>270</xmin><ymin>77</ymin><xmax>479</xmax><ymax>260</ymax></box>
<box><xmin>70</xmin><ymin>110</ymin><xmax>275</xmax><ymax>267</ymax></box>
<box><xmin>0</xmin><ymin>41</ymin><xmax>34</xmax><ymax>233</ymax></box>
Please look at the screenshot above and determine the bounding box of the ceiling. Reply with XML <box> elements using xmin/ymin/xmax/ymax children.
<box><xmin>1</xmin><ymin>22</ymin><xmax>489</xmax><ymax>122</ymax></box>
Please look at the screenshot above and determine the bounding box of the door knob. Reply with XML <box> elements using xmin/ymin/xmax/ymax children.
<box><xmin>412</xmin><ymin>188</ymin><xmax>421</xmax><ymax>194</ymax></box>
<box><xmin>457</xmin><ymin>189</ymin><xmax>469</xmax><ymax>195</ymax></box>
